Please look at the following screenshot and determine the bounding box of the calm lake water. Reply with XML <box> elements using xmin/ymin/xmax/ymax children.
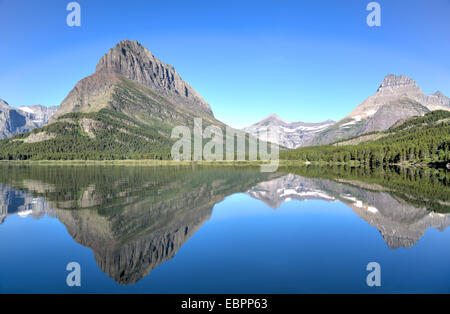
<box><xmin>0</xmin><ymin>165</ymin><xmax>449</xmax><ymax>294</ymax></box>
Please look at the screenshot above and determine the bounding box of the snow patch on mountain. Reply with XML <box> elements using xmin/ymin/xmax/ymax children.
<box><xmin>244</xmin><ymin>114</ymin><xmax>335</xmax><ymax>149</ymax></box>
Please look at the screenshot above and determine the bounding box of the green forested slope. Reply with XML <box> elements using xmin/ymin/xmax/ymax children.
<box><xmin>281</xmin><ymin>110</ymin><xmax>450</xmax><ymax>165</ymax></box>
<box><xmin>0</xmin><ymin>77</ymin><xmax>225</xmax><ymax>161</ymax></box>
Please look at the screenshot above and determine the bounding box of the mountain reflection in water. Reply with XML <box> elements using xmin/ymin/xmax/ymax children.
<box><xmin>247</xmin><ymin>173</ymin><xmax>450</xmax><ymax>249</ymax></box>
<box><xmin>0</xmin><ymin>165</ymin><xmax>448</xmax><ymax>286</ymax></box>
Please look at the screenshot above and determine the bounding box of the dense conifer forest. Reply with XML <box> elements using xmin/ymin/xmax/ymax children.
<box><xmin>280</xmin><ymin>111</ymin><xmax>450</xmax><ymax>166</ymax></box>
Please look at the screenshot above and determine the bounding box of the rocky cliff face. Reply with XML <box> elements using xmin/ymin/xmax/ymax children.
<box><xmin>50</xmin><ymin>73</ymin><xmax>121</xmax><ymax>120</ymax></box>
<box><xmin>96</xmin><ymin>40</ymin><xmax>213</xmax><ymax>116</ymax></box>
<box><xmin>308</xmin><ymin>74</ymin><xmax>450</xmax><ymax>145</ymax></box>
<box><xmin>9</xmin><ymin>40</ymin><xmax>232</xmax><ymax>158</ymax></box>
<box><xmin>54</xmin><ymin>40</ymin><xmax>213</xmax><ymax>120</ymax></box>
<box><xmin>19</xmin><ymin>105</ymin><xmax>58</xmax><ymax>127</ymax></box>
<box><xmin>0</xmin><ymin>99</ymin><xmax>38</xmax><ymax>139</ymax></box>
<box><xmin>0</xmin><ymin>99</ymin><xmax>57</xmax><ymax>139</ymax></box>
<box><xmin>358</xmin><ymin>98</ymin><xmax>430</xmax><ymax>134</ymax></box>
<box><xmin>347</xmin><ymin>74</ymin><xmax>448</xmax><ymax>120</ymax></box>
<box><xmin>428</xmin><ymin>91</ymin><xmax>450</xmax><ymax>108</ymax></box>
<box><xmin>244</xmin><ymin>114</ymin><xmax>335</xmax><ymax>148</ymax></box>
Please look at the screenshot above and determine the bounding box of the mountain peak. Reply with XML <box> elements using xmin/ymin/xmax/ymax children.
<box><xmin>429</xmin><ymin>90</ymin><xmax>450</xmax><ymax>108</ymax></box>
<box><xmin>244</xmin><ymin>115</ymin><xmax>335</xmax><ymax>149</ymax></box>
<box><xmin>95</xmin><ymin>40</ymin><xmax>158</xmax><ymax>75</ymax></box>
<box><xmin>95</xmin><ymin>40</ymin><xmax>213</xmax><ymax>116</ymax></box>
<box><xmin>317</xmin><ymin>73</ymin><xmax>450</xmax><ymax>146</ymax></box>
<box><xmin>266</xmin><ymin>113</ymin><xmax>285</xmax><ymax>122</ymax></box>
<box><xmin>0</xmin><ymin>98</ymin><xmax>10</xmax><ymax>107</ymax></box>
<box><xmin>118</xmin><ymin>39</ymin><xmax>141</xmax><ymax>46</ymax></box>
<box><xmin>346</xmin><ymin>74</ymin><xmax>427</xmax><ymax>121</ymax></box>
<box><xmin>377</xmin><ymin>74</ymin><xmax>418</xmax><ymax>92</ymax></box>
<box><xmin>97</xmin><ymin>40</ymin><xmax>157</xmax><ymax>66</ymax></box>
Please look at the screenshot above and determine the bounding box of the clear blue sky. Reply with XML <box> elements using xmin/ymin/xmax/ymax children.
<box><xmin>1</xmin><ymin>0</ymin><xmax>449</xmax><ymax>128</ymax></box>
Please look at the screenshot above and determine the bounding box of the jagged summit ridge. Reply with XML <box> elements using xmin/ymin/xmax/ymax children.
<box><xmin>348</xmin><ymin>74</ymin><xmax>449</xmax><ymax>120</ymax></box>
<box><xmin>95</xmin><ymin>40</ymin><xmax>213</xmax><ymax>116</ymax></box>
<box><xmin>376</xmin><ymin>74</ymin><xmax>420</xmax><ymax>93</ymax></box>
<box><xmin>264</xmin><ymin>113</ymin><xmax>285</xmax><ymax>122</ymax></box>
<box><xmin>305</xmin><ymin>74</ymin><xmax>450</xmax><ymax>146</ymax></box>
<box><xmin>244</xmin><ymin>114</ymin><xmax>335</xmax><ymax>149</ymax></box>
<box><xmin>52</xmin><ymin>40</ymin><xmax>216</xmax><ymax>122</ymax></box>
<box><xmin>429</xmin><ymin>90</ymin><xmax>450</xmax><ymax>108</ymax></box>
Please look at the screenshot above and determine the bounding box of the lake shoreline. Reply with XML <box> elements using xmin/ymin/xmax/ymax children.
<box><xmin>0</xmin><ymin>159</ymin><xmax>447</xmax><ymax>169</ymax></box>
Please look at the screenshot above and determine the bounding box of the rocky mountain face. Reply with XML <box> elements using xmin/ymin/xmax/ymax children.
<box><xmin>244</xmin><ymin>114</ymin><xmax>335</xmax><ymax>148</ymax></box>
<box><xmin>53</xmin><ymin>40</ymin><xmax>213</xmax><ymax>121</ymax></box>
<box><xmin>357</xmin><ymin>98</ymin><xmax>430</xmax><ymax>134</ymax></box>
<box><xmin>19</xmin><ymin>105</ymin><xmax>58</xmax><ymax>127</ymax></box>
<box><xmin>96</xmin><ymin>40</ymin><xmax>213</xmax><ymax>116</ymax></box>
<box><xmin>428</xmin><ymin>91</ymin><xmax>450</xmax><ymax>108</ymax></box>
<box><xmin>0</xmin><ymin>99</ymin><xmax>57</xmax><ymax>139</ymax></box>
<box><xmin>3</xmin><ymin>40</ymin><xmax>232</xmax><ymax>159</ymax></box>
<box><xmin>347</xmin><ymin>74</ymin><xmax>442</xmax><ymax>120</ymax></box>
<box><xmin>307</xmin><ymin>74</ymin><xmax>450</xmax><ymax>146</ymax></box>
<box><xmin>0</xmin><ymin>99</ymin><xmax>39</xmax><ymax>139</ymax></box>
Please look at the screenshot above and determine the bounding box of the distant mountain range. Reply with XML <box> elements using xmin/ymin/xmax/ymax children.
<box><xmin>243</xmin><ymin>114</ymin><xmax>335</xmax><ymax>149</ymax></box>
<box><xmin>19</xmin><ymin>105</ymin><xmax>59</xmax><ymax>127</ymax></box>
<box><xmin>280</xmin><ymin>109</ymin><xmax>450</xmax><ymax>167</ymax></box>
<box><xmin>0</xmin><ymin>99</ymin><xmax>57</xmax><ymax>139</ymax></box>
<box><xmin>306</xmin><ymin>74</ymin><xmax>450</xmax><ymax>146</ymax></box>
<box><xmin>1</xmin><ymin>40</ymin><xmax>450</xmax><ymax>158</ymax></box>
<box><xmin>245</xmin><ymin>74</ymin><xmax>450</xmax><ymax>147</ymax></box>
